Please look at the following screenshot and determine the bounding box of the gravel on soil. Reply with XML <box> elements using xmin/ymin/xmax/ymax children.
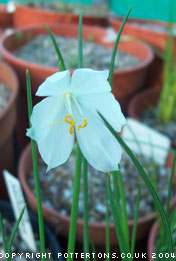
<box><xmin>28</xmin><ymin>152</ymin><xmax>173</xmax><ymax>222</ymax></box>
<box><xmin>13</xmin><ymin>35</ymin><xmax>141</xmax><ymax>70</ymax></box>
<box><xmin>0</xmin><ymin>83</ymin><xmax>11</xmax><ymax>112</ymax></box>
<box><xmin>141</xmin><ymin>107</ymin><xmax>176</xmax><ymax>144</ymax></box>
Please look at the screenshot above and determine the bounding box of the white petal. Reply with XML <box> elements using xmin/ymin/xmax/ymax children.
<box><xmin>38</xmin><ymin>120</ymin><xmax>74</xmax><ymax>172</ymax></box>
<box><xmin>71</xmin><ymin>69</ymin><xmax>111</xmax><ymax>95</ymax></box>
<box><xmin>36</xmin><ymin>70</ymin><xmax>71</xmax><ymax>97</ymax></box>
<box><xmin>27</xmin><ymin>96</ymin><xmax>64</xmax><ymax>142</ymax></box>
<box><xmin>79</xmin><ymin>92</ymin><xmax>126</xmax><ymax>132</ymax></box>
<box><xmin>74</xmin><ymin>108</ymin><xmax>122</xmax><ymax>172</ymax></box>
<box><xmin>26</xmin><ymin>96</ymin><xmax>74</xmax><ymax>171</ymax></box>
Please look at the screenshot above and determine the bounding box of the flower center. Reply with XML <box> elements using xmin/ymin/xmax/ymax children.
<box><xmin>49</xmin><ymin>114</ymin><xmax>87</xmax><ymax>134</ymax></box>
<box><xmin>65</xmin><ymin>114</ymin><xmax>87</xmax><ymax>134</ymax></box>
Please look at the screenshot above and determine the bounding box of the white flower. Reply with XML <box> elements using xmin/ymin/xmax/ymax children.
<box><xmin>27</xmin><ymin>69</ymin><xmax>126</xmax><ymax>172</ymax></box>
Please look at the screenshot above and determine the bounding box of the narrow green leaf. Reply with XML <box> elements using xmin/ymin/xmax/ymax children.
<box><xmin>83</xmin><ymin>157</ymin><xmax>89</xmax><ymax>260</ymax></box>
<box><xmin>112</xmin><ymin>172</ymin><xmax>122</xmax><ymax>222</ymax></box>
<box><xmin>169</xmin><ymin>209</ymin><xmax>176</xmax><ymax>233</ymax></box>
<box><xmin>117</xmin><ymin>166</ymin><xmax>130</xmax><ymax>251</ymax></box>
<box><xmin>78</xmin><ymin>10</ymin><xmax>83</xmax><ymax>69</ymax></box>
<box><xmin>0</xmin><ymin>213</ymin><xmax>8</xmax><ymax>254</ymax></box>
<box><xmin>26</xmin><ymin>69</ymin><xmax>32</xmax><ymax>127</ymax></box>
<box><xmin>67</xmin><ymin>144</ymin><xmax>82</xmax><ymax>261</ymax></box>
<box><xmin>44</xmin><ymin>24</ymin><xmax>66</xmax><ymax>71</ymax></box>
<box><xmin>107</xmin><ymin>173</ymin><xmax>127</xmax><ymax>255</ymax></box>
<box><xmin>90</xmin><ymin>241</ymin><xmax>97</xmax><ymax>261</ymax></box>
<box><xmin>99</xmin><ymin>112</ymin><xmax>174</xmax><ymax>260</ymax></box>
<box><xmin>105</xmin><ymin>179</ymin><xmax>110</xmax><ymax>261</ymax></box>
<box><xmin>26</xmin><ymin>70</ymin><xmax>46</xmax><ymax>261</ymax></box>
<box><xmin>166</xmin><ymin>151</ymin><xmax>176</xmax><ymax>216</ymax></box>
<box><xmin>109</xmin><ymin>6</ymin><xmax>132</xmax><ymax>88</ymax></box>
<box><xmin>8</xmin><ymin>205</ymin><xmax>26</xmax><ymax>261</ymax></box>
<box><xmin>130</xmin><ymin>184</ymin><xmax>141</xmax><ymax>259</ymax></box>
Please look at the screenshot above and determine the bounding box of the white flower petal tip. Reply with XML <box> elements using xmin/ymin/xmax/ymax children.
<box><xmin>36</xmin><ymin>70</ymin><xmax>71</xmax><ymax>97</ymax></box>
<box><xmin>28</xmin><ymin>68</ymin><xmax>126</xmax><ymax>172</ymax></box>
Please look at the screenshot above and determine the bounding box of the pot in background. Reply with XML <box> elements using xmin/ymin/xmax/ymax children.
<box><xmin>18</xmin><ymin>143</ymin><xmax>176</xmax><ymax>248</ymax></box>
<box><xmin>14</xmin><ymin>5</ymin><xmax>109</xmax><ymax>28</ymax></box>
<box><xmin>0</xmin><ymin>4</ymin><xmax>14</xmax><ymax>40</ymax></box>
<box><xmin>0</xmin><ymin>24</ymin><xmax>154</xmax><ymax>150</ymax></box>
<box><xmin>110</xmin><ymin>17</ymin><xmax>175</xmax><ymax>51</ymax></box>
<box><xmin>0</xmin><ymin>61</ymin><xmax>19</xmax><ymax>200</ymax></box>
<box><xmin>0</xmin><ymin>4</ymin><xmax>13</xmax><ymax>28</ymax></box>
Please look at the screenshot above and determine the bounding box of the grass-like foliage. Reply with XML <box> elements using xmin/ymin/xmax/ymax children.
<box><xmin>157</xmin><ymin>23</ymin><xmax>176</xmax><ymax>125</ymax></box>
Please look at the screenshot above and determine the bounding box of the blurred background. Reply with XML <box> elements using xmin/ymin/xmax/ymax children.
<box><xmin>1</xmin><ymin>0</ymin><xmax>176</xmax><ymax>22</ymax></box>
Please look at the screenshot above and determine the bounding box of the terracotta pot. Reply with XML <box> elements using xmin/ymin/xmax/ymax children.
<box><xmin>14</xmin><ymin>5</ymin><xmax>108</xmax><ymax>28</ymax></box>
<box><xmin>128</xmin><ymin>87</ymin><xmax>176</xmax><ymax>148</ymax></box>
<box><xmin>110</xmin><ymin>17</ymin><xmax>175</xmax><ymax>51</ymax></box>
<box><xmin>0</xmin><ymin>61</ymin><xmax>19</xmax><ymax>200</ymax></box>
<box><xmin>0</xmin><ymin>24</ymin><xmax>154</xmax><ymax>150</ymax></box>
<box><xmin>18</xmin><ymin>143</ymin><xmax>176</xmax><ymax>247</ymax></box>
<box><xmin>0</xmin><ymin>4</ymin><xmax>13</xmax><ymax>28</ymax></box>
<box><xmin>0</xmin><ymin>4</ymin><xmax>14</xmax><ymax>40</ymax></box>
<box><xmin>110</xmin><ymin>17</ymin><xmax>166</xmax><ymax>87</ymax></box>
<box><xmin>147</xmin><ymin>221</ymin><xmax>158</xmax><ymax>261</ymax></box>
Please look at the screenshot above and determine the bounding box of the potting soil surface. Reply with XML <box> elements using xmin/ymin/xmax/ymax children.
<box><xmin>13</xmin><ymin>35</ymin><xmax>140</xmax><ymax>70</ymax></box>
<box><xmin>0</xmin><ymin>83</ymin><xmax>11</xmax><ymax>111</ymax></box>
<box><xmin>28</xmin><ymin>152</ymin><xmax>173</xmax><ymax>222</ymax></box>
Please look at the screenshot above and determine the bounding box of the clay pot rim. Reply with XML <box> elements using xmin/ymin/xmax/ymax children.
<box><xmin>147</xmin><ymin>221</ymin><xmax>158</xmax><ymax>261</ymax></box>
<box><xmin>0</xmin><ymin>60</ymin><xmax>19</xmax><ymax>121</ymax></box>
<box><xmin>15</xmin><ymin>4</ymin><xmax>109</xmax><ymax>19</ymax></box>
<box><xmin>18</xmin><ymin>142</ymin><xmax>176</xmax><ymax>229</ymax></box>
<box><xmin>109</xmin><ymin>17</ymin><xmax>170</xmax><ymax>37</ymax></box>
<box><xmin>0</xmin><ymin>23</ymin><xmax>154</xmax><ymax>76</ymax></box>
<box><xmin>128</xmin><ymin>87</ymin><xmax>160</xmax><ymax>118</ymax></box>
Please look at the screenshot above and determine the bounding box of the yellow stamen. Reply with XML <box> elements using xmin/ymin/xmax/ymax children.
<box><xmin>49</xmin><ymin>120</ymin><xmax>64</xmax><ymax>127</ymax></box>
<box><xmin>65</xmin><ymin>114</ymin><xmax>75</xmax><ymax>134</ymax></box>
<box><xmin>77</xmin><ymin>119</ymin><xmax>87</xmax><ymax>131</ymax></box>
<box><xmin>49</xmin><ymin>114</ymin><xmax>87</xmax><ymax>134</ymax></box>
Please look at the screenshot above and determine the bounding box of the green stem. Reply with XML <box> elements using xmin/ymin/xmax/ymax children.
<box><xmin>130</xmin><ymin>184</ymin><xmax>141</xmax><ymax>260</ymax></box>
<box><xmin>112</xmin><ymin>171</ymin><xmax>129</xmax><ymax>250</ymax></box>
<box><xmin>118</xmin><ymin>167</ymin><xmax>130</xmax><ymax>251</ymax></box>
<box><xmin>112</xmin><ymin>172</ymin><xmax>123</xmax><ymax>225</ymax></box>
<box><xmin>26</xmin><ymin>70</ymin><xmax>46</xmax><ymax>261</ymax></box>
<box><xmin>83</xmin><ymin>157</ymin><xmax>89</xmax><ymax>260</ymax></box>
<box><xmin>105</xmin><ymin>179</ymin><xmax>110</xmax><ymax>261</ymax></box>
<box><xmin>166</xmin><ymin>151</ymin><xmax>176</xmax><ymax>216</ymax></box>
<box><xmin>107</xmin><ymin>173</ymin><xmax>127</xmax><ymax>255</ymax></box>
<box><xmin>67</xmin><ymin>144</ymin><xmax>82</xmax><ymax>261</ymax></box>
<box><xmin>0</xmin><ymin>213</ymin><xmax>8</xmax><ymax>255</ymax></box>
<box><xmin>78</xmin><ymin>10</ymin><xmax>83</xmax><ymax>68</ymax></box>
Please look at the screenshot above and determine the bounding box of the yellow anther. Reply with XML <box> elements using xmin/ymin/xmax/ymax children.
<box><xmin>77</xmin><ymin>119</ymin><xmax>87</xmax><ymax>131</ymax></box>
<box><xmin>65</xmin><ymin>114</ymin><xmax>73</xmax><ymax>124</ymax></box>
<box><xmin>64</xmin><ymin>114</ymin><xmax>75</xmax><ymax>134</ymax></box>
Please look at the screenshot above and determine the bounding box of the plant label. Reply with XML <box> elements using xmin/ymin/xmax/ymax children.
<box><xmin>3</xmin><ymin>170</ymin><xmax>37</xmax><ymax>252</ymax></box>
<box><xmin>122</xmin><ymin>118</ymin><xmax>171</xmax><ymax>166</ymax></box>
